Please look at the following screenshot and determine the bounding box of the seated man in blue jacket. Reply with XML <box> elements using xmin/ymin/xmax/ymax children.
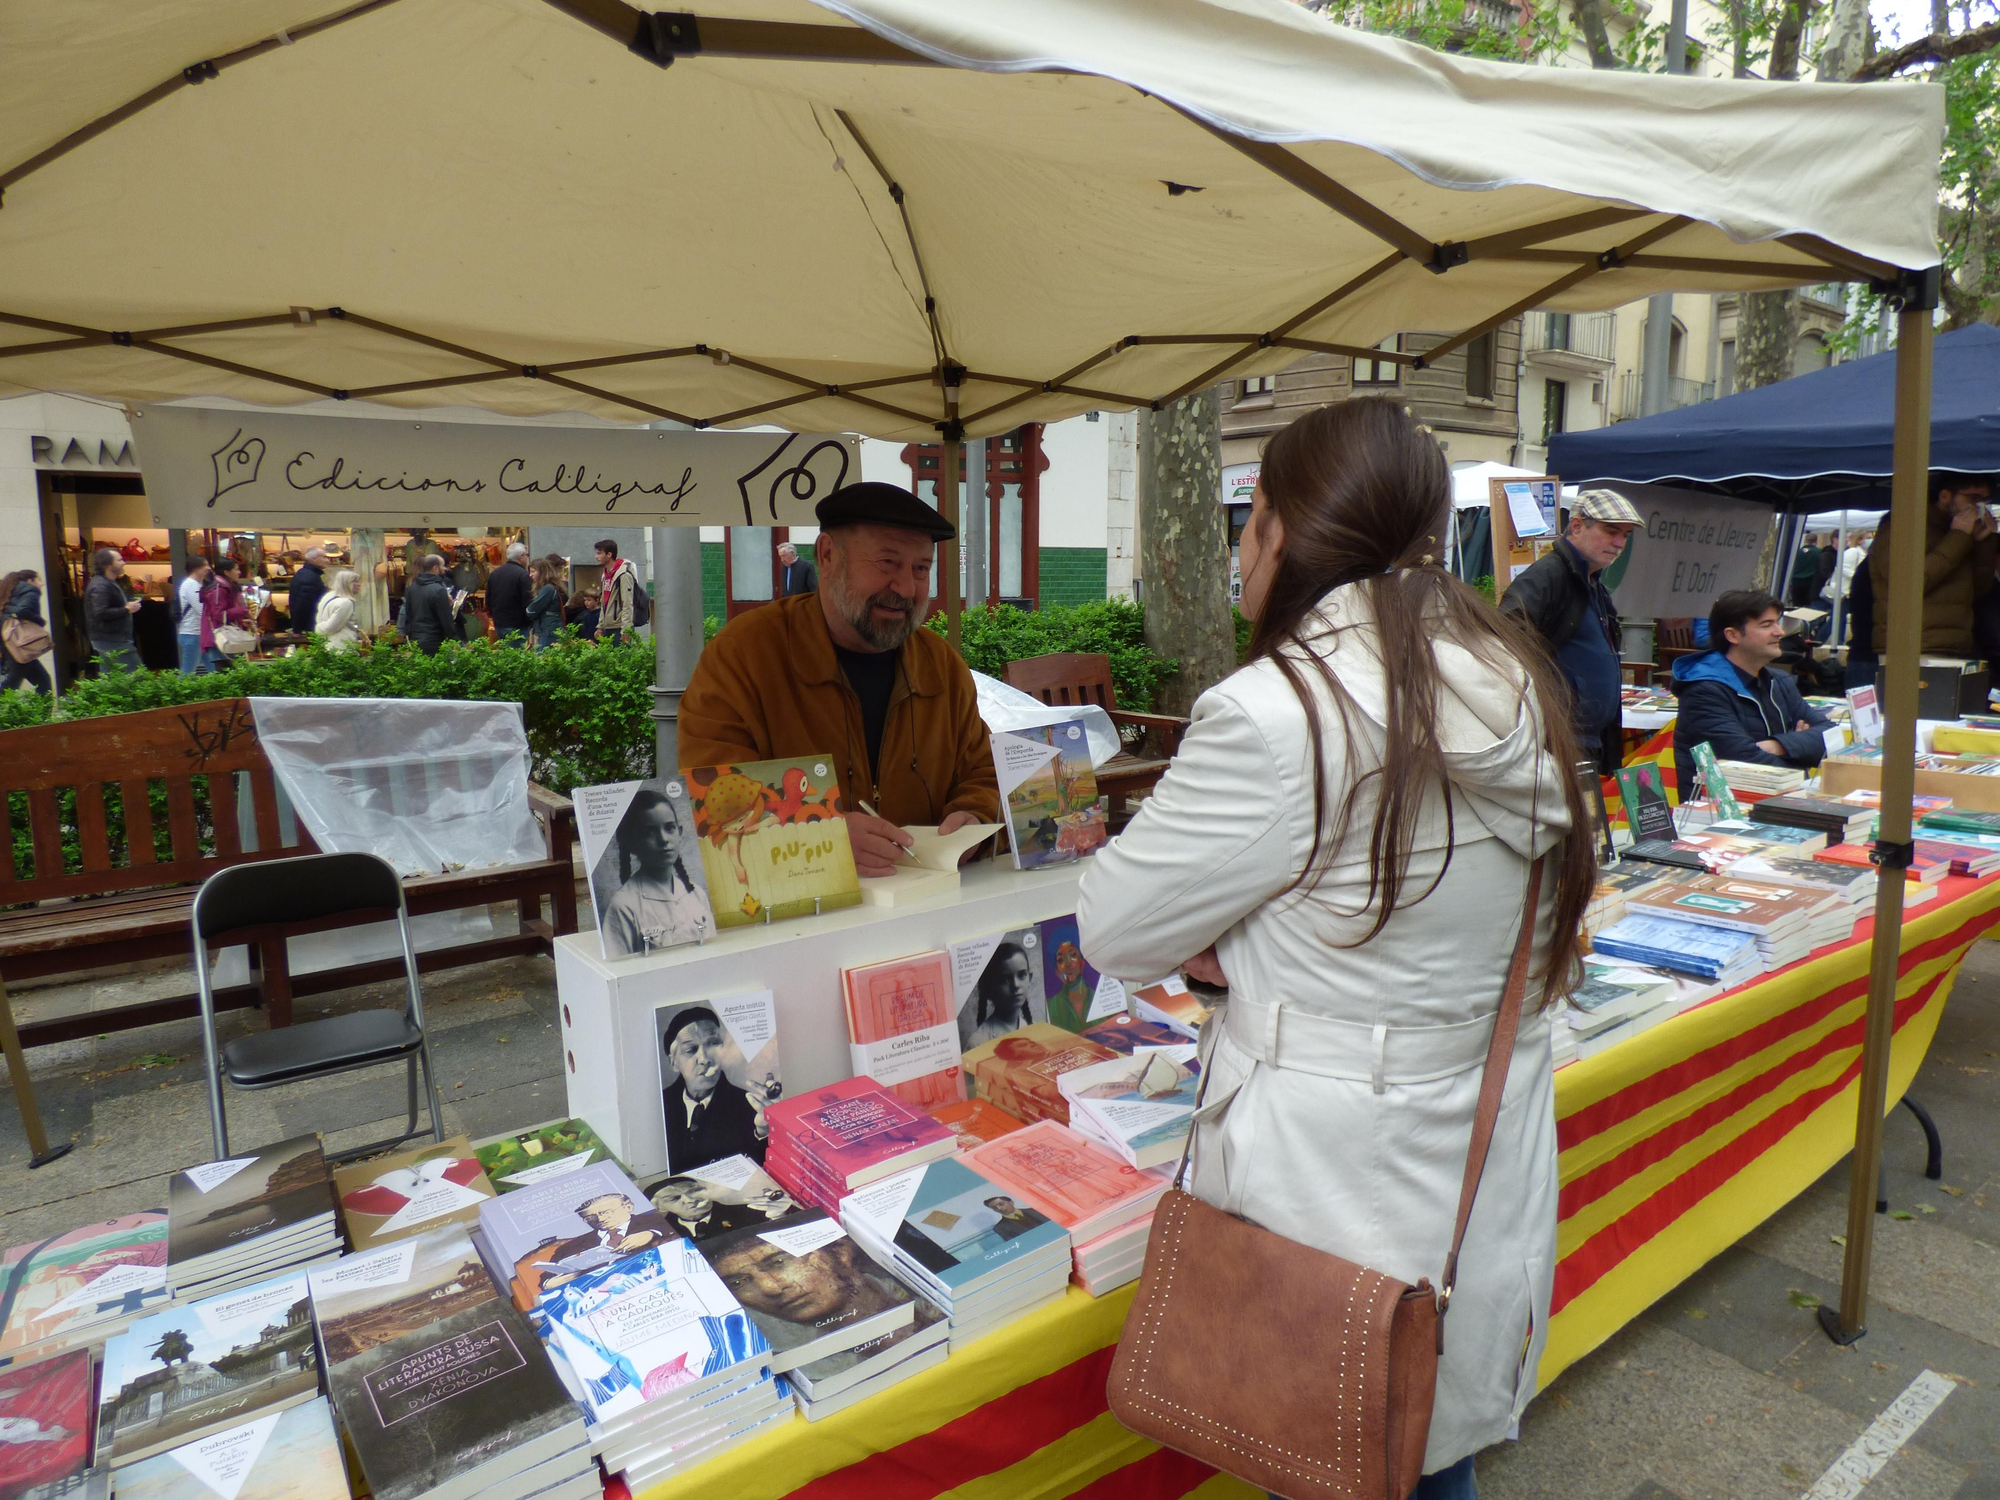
<box><xmin>1672</xmin><ymin>589</ymin><xmax>1835</xmax><ymax>794</ymax></box>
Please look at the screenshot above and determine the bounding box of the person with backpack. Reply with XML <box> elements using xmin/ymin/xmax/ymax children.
<box><xmin>175</xmin><ymin>556</ymin><xmax>211</xmax><ymax>675</ymax></box>
<box><xmin>1498</xmin><ymin>488</ymin><xmax>1642</xmax><ymax>778</ymax></box>
<box><xmin>594</xmin><ymin>538</ymin><xmax>646</xmax><ymax>643</ymax></box>
<box><xmin>0</xmin><ymin>569</ymin><xmax>54</xmax><ymax>695</ymax></box>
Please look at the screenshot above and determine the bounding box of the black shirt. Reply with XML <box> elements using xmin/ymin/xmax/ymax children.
<box><xmin>836</xmin><ymin>643</ymin><xmax>900</xmax><ymax>779</ymax></box>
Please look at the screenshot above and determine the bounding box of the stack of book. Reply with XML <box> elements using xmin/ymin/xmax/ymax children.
<box><xmin>0</xmin><ymin>1211</ymin><xmax>171</xmax><ymax>1365</ymax></box>
<box><xmin>842</xmin><ymin>949</ymin><xmax>966</xmax><ymax>1110</ymax></box>
<box><xmin>1714</xmin><ymin>760</ymin><xmax>1806</xmax><ymax>795</ymax></box>
<box><xmin>1591</xmin><ymin>912</ymin><xmax>1762</xmax><ymax>986</ymax></box>
<box><xmin>927</xmin><ymin>1097</ymin><xmax>1027</xmax><ymax>1150</ymax></box>
<box><xmin>1919</xmin><ymin>807</ymin><xmax>2000</xmax><ymax>837</ymax></box>
<box><xmin>784</xmin><ymin>1298</ymin><xmax>949</xmax><ymax>1421</ymax></box>
<box><xmin>1701</xmin><ymin>817</ymin><xmax>1829</xmax><ymax>854</ymax></box>
<box><xmin>0</xmin><ymin>1347</ymin><xmax>101</xmax><ymax>1500</ymax></box>
<box><xmin>1129</xmin><ymin>976</ymin><xmax>1214</xmax><ymax>1039</ymax></box>
<box><xmin>1911</xmin><ymin>819</ymin><xmax>2000</xmax><ymax>873</ymax></box>
<box><xmin>1079</xmin><ymin>1013</ymin><xmax>1188</xmax><ymax>1053</ymax></box>
<box><xmin>962</xmin><ymin>1023</ymin><xmax>1118</xmax><ymax>1126</ymax></box>
<box><xmin>312</xmin><ymin>1227</ymin><xmax>594</xmax><ymax>1500</ymax></box>
<box><xmin>471</xmin><ymin>1158</ymin><xmax>658</xmax><ymax>1311</ymax></box>
<box><xmin>1070</xmin><ymin>1214</ymin><xmax>1157</xmax><ymax>1297</ymax></box>
<box><xmin>332</xmin><ymin>1134</ymin><xmax>498</xmax><ymax>1252</ymax></box>
<box><xmin>1750</xmin><ymin>794</ymin><xmax>1873</xmax><ymax>846</ymax></box>
<box><xmin>1625</xmin><ymin>873</ymin><xmax>1832</xmax><ymax>968</ymax></box>
<box><xmin>1916</xmin><ymin>835</ymin><xmax>2000</xmax><ymax>877</ymax></box>
<box><xmin>113</xmin><ymin>1394</ymin><xmax>349</xmax><ymax>1500</ymax></box>
<box><xmin>97</xmin><ymin>1271</ymin><xmax>322</xmax><ymax>1470</ymax></box>
<box><xmin>1565</xmin><ymin>959</ymin><xmax>1683</xmax><ymax>1044</ymax></box>
<box><xmin>165</xmin><ymin>1136</ymin><xmax>339</xmax><ymax>1298</ymax></box>
<box><xmin>1055</xmin><ymin>1048</ymin><xmax>1200</xmax><ymax>1170</ymax></box>
<box><xmin>1815</xmin><ymin>841</ymin><xmax>1953</xmax><ymax>886</ymax></box>
<box><xmin>474</xmin><ymin>1119</ymin><xmax>621</xmax><ymax>1193</ymax></box>
<box><xmin>765</xmin><ymin>1077</ymin><xmax>957</xmax><ymax>1214</ymax></box>
<box><xmin>966</xmin><ymin>1122</ymin><xmax>1172</xmax><ymax>1304</ymax></box>
<box><xmin>1585</xmin><ymin>863</ymin><xmax>1671</xmax><ymax>935</ymax></box>
<box><xmin>532</xmin><ymin>1239</ymin><xmax>780</xmax><ymax>1488</ymax></box>
<box><xmin>840</xmin><ymin>1155</ymin><xmax>1074</xmax><ymax>1350</ymax></box>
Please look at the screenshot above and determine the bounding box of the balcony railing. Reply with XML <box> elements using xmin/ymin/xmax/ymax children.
<box><xmin>1523</xmin><ymin>311</ymin><xmax>1616</xmax><ymax>365</ymax></box>
<box><xmin>1613</xmin><ymin>371</ymin><xmax>1716</xmax><ymax>421</ymax></box>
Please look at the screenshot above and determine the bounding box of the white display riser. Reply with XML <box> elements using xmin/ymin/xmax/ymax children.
<box><xmin>556</xmin><ymin>861</ymin><xmax>1086</xmax><ymax>1179</ymax></box>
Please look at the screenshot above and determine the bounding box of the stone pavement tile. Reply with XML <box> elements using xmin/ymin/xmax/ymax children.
<box><xmin>1478</xmin><ymin>1320</ymin><xmax>1966</xmax><ymax>1500</ymax></box>
<box><xmin>451</xmin><ymin>1078</ymin><xmax>571</xmax><ymax>1145</ymax></box>
<box><xmin>0</xmin><ymin>1173</ymin><xmax>175</xmax><ymax>1249</ymax></box>
<box><xmin>1624</xmin><ymin>1486</ymin><xmax>1688</xmax><ymax>1500</ymax></box>
<box><xmin>1647</xmin><ymin>1245</ymin><xmax>2000</xmax><ymax>1475</ymax></box>
<box><xmin>427</xmin><ymin>1013</ymin><xmax>566</xmax><ymax>1098</ymax></box>
<box><xmin>1952</xmin><ymin>1470</ymin><xmax>2000</xmax><ymax>1498</ymax></box>
<box><xmin>87</xmin><ymin>1081</ymin><xmax>285</xmax><ymax>1191</ymax></box>
<box><xmin>273</xmin><ymin>1069</ymin><xmax>434</xmax><ymax>1143</ymax></box>
<box><xmin>1743</xmin><ymin>1183</ymin><xmax>2000</xmax><ymax>1351</ymax></box>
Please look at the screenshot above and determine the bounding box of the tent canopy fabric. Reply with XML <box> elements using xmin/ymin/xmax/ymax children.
<box><xmin>1549</xmin><ymin>323</ymin><xmax>2000</xmax><ymax>508</ymax></box>
<box><xmin>0</xmin><ymin>0</ymin><xmax>1942</xmax><ymax>441</ymax></box>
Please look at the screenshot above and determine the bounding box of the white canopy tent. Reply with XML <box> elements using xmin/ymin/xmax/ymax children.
<box><xmin>0</xmin><ymin>0</ymin><xmax>1947</xmax><ymax>1355</ymax></box>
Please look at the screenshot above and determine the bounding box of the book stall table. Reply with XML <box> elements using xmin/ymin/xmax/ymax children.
<box><xmin>575</xmin><ymin>866</ymin><xmax>2000</xmax><ymax>1500</ymax></box>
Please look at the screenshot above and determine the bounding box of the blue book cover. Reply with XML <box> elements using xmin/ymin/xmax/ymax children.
<box><xmin>844</xmin><ymin>1157</ymin><xmax>1069</xmax><ymax>1295</ymax></box>
<box><xmin>476</xmin><ymin>1159</ymin><xmax>661</xmax><ymax>1310</ymax></box>
<box><xmin>537</xmin><ymin>1241</ymin><xmax>768</xmax><ymax>1424</ymax></box>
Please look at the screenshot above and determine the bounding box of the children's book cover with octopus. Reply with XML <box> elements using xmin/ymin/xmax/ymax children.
<box><xmin>684</xmin><ymin>756</ymin><xmax>861</xmax><ymax>928</ymax></box>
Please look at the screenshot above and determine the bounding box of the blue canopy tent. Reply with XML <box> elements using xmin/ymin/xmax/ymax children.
<box><xmin>1550</xmin><ymin>322</ymin><xmax>2000</xmax><ymax>509</ymax></box>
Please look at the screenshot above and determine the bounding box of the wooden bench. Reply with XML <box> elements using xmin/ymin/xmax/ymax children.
<box><xmin>1001</xmin><ymin>652</ymin><xmax>1190</xmax><ymax>820</ymax></box>
<box><xmin>1</xmin><ymin>697</ymin><xmax>578</xmax><ymax>1052</ymax></box>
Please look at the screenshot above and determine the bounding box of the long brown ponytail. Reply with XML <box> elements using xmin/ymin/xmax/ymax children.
<box><xmin>1247</xmin><ymin>397</ymin><xmax>1592</xmax><ymax>1004</ymax></box>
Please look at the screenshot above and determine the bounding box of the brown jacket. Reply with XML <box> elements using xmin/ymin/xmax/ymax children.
<box><xmin>677</xmin><ymin>594</ymin><xmax>999</xmax><ymax>827</ymax></box>
<box><xmin>1867</xmin><ymin>505</ymin><xmax>2000</xmax><ymax>657</ymax></box>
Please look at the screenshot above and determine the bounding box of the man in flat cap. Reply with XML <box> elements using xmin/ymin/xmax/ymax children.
<box><xmin>1500</xmin><ymin>487</ymin><xmax>1642</xmax><ymax>776</ymax></box>
<box><xmin>679</xmin><ymin>482</ymin><xmax>999</xmax><ymax>875</ymax></box>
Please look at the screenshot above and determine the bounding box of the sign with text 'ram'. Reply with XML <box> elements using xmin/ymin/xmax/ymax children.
<box><xmin>127</xmin><ymin>404</ymin><xmax>857</xmax><ymax>529</ymax></box>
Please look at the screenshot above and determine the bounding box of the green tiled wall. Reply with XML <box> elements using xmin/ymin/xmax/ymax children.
<box><xmin>1036</xmin><ymin>547</ymin><xmax>1108</xmax><ymax>608</ymax></box>
<box><xmin>702</xmin><ymin>542</ymin><xmax>725</xmax><ymax>620</ymax></box>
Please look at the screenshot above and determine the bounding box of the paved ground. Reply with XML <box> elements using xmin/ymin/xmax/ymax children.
<box><xmin>5</xmin><ymin>919</ymin><xmax>1997</xmax><ymax>1498</ymax></box>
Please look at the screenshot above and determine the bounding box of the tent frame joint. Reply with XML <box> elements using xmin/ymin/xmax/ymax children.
<box><xmin>1870</xmin><ymin>838</ymin><xmax>1915</xmax><ymax>870</ymax></box>
<box><xmin>1427</xmin><ymin>240</ymin><xmax>1469</xmax><ymax>274</ymax></box>
<box><xmin>1871</xmin><ymin>266</ymin><xmax>1941</xmax><ymax>312</ymax></box>
<box><xmin>630</xmin><ymin>11</ymin><xmax>701</xmax><ymax>67</ymax></box>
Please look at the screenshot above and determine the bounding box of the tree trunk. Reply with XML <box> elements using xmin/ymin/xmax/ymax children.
<box><xmin>1768</xmin><ymin>0</ymin><xmax>1808</xmax><ymax>80</ymax></box>
<box><xmin>1137</xmin><ymin>389</ymin><xmax>1234</xmax><ymax>716</ymax></box>
<box><xmin>1816</xmin><ymin>0</ymin><xmax>1869</xmax><ymax>82</ymax></box>
<box><xmin>1571</xmin><ymin>0</ymin><xmax>1618</xmax><ymax>68</ymax></box>
<box><xmin>1735</xmin><ymin>291</ymin><xmax>1801</xmax><ymax>390</ymax></box>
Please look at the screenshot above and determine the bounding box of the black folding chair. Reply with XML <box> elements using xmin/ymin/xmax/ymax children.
<box><xmin>192</xmin><ymin>851</ymin><xmax>446</xmax><ymax>1162</ymax></box>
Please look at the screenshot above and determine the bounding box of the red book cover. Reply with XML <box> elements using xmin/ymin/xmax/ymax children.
<box><xmin>1814</xmin><ymin>842</ymin><xmax>1951</xmax><ymax>883</ymax></box>
<box><xmin>842</xmin><ymin>950</ymin><xmax>966</xmax><ymax>1110</ymax></box>
<box><xmin>767</xmin><ymin>1076</ymin><xmax>954</xmax><ymax>1188</ymax></box>
<box><xmin>965</xmin><ymin>1121</ymin><xmax>1170</xmax><ymax>1242</ymax></box>
<box><xmin>927</xmin><ymin>1098</ymin><xmax>1027</xmax><ymax>1150</ymax></box>
<box><xmin>0</xmin><ymin>1348</ymin><xmax>93</xmax><ymax>1500</ymax></box>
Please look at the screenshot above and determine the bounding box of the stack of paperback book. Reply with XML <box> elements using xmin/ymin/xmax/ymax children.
<box><xmin>765</xmin><ymin>1077</ymin><xmax>957</xmax><ymax>1213</ymax></box>
<box><xmin>1584</xmin><ymin>863</ymin><xmax>1671</xmax><ymax>935</ymax></box>
<box><xmin>1714</xmin><ymin>760</ymin><xmax>1806</xmax><ymax>794</ymax></box>
<box><xmin>1815</xmin><ymin>840</ymin><xmax>1954</xmax><ymax>885</ymax></box>
<box><xmin>0</xmin><ymin>1212</ymin><xmax>171</xmax><ymax>1364</ymax></box>
<box><xmin>532</xmin><ymin>1239</ymin><xmax>782</xmax><ymax>1488</ymax></box>
<box><xmin>840</xmin><ymin>1155</ymin><xmax>1074</xmax><ymax>1349</ymax></box>
<box><xmin>966</xmin><ymin>1122</ymin><xmax>1172</xmax><ymax>1301</ymax></box>
<box><xmin>1702</xmin><ymin>817</ymin><xmax>1830</xmax><ymax>853</ymax></box>
<box><xmin>0</xmin><ymin>1347</ymin><xmax>100</xmax><ymax>1500</ymax></box>
<box><xmin>1565</xmin><ymin>959</ymin><xmax>1683</xmax><ymax>1044</ymax></box>
<box><xmin>165</xmin><ymin>1136</ymin><xmax>339</xmax><ymax>1298</ymax></box>
<box><xmin>1591</xmin><ymin>912</ymin><xmax>1762</xmax><ymax>986</ymax></box>
<box><xmin>1055</xmin><ymin>1048</ymin><xmax>1200</xmax><ymax>1170</ymax></box>
<box><xmin>926</xmin><ymin>1097</ymin><xmax>1027</xmax><ymax>1150</ymax></box>
<box><xmin>97</xmin><ymin>1271</ymin><xmax>322</xmax><ymax>1471</ymax></box>
<box><xmin>1751</xmin><ymin>794</ymin><xmax>1872</xmax><ymax>845</ymax></box>
<box><xmin>1919</xmin><ymin>806</ymin><xmax>2000</xmax><ymax>837</ymax></box>
<box><xmin>1070</xmin><ymin>1213</ymin><xmax>1157</xmax><ymax>1297</ymax></box>
<box><xmin>692</xmin><ymin>1208</ymin><xmax>941</xmax><ymax>1421</ymax></box>
<box><xmin>842</xmin><ymin>949</ymin><xmax>966</xmax><ymax>1110</ymax></box>
<box><xmin>113</xmin><ymin>1396</ymin><xmax>348</xmax><ymax>1500</ymax></box>
<box><xmin>1624</xmin><ymin>873</ymin><xmax>1836</xmax><ymax>968</ymax></box>
<box><xmin>962</xmin><ymin>1023</ymin><xmax>1117</xmax><ymax>1126</ymax></box>
<box><xmin>1079</xmin><ymin>1013</ymin><xmax>1188</xmax><ymax>1053</ymax></box>
<box><xmin>474</xmin><ymin>1119</ymin><xmax>621</xmax><ymax>1193</ymax></box>
<box><xmin>332</xmin><ymin>1134</ymin><xmax>498</xmax><ymax>1251</ymax></box>
<box><xmin>1129</xmin><ymin>976</ymin><xmax>1214</xmax><ymax>1039</ymax></box>
<box><xmin>783</xmin><ymin>1298</ymin><xmax>949</xmax><ymax>1421</ymax></box>
<box><xmin>310</xmin><ymin>1227</ymin><xmax>594</xmax><ymax>1500</ymax></box>
<box><xmin>471</xmin><ymin>1158</ymin><xmax>660</xmax><ymax>1310</ymax></box>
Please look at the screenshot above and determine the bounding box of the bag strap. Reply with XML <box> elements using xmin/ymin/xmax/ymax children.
<box><xmin>1437</xmin><ymin>857</ymin><xmax>1545</xmax><ymax>1319</ymax></box>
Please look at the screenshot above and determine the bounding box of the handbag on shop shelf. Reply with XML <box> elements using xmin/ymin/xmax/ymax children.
<box><xmin>1105</xmin><ymin>863</ymin><xmax>1544</xmax><ymax>1500</ymax></box>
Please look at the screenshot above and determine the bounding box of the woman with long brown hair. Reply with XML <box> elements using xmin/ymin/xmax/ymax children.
<box><xmin>1079</xmin><ymin>397</ymin><xmax>1593</xmax><ymax>1498</ymax></box>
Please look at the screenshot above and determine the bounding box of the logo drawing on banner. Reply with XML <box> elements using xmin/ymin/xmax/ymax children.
<box><xmin>207</xmin><ymin>429</ymin><xmax>266</xmax><ymax>507</ymax></box>
<box><xmin>734</xmin><ymin>435</ymin><xmax>851</xmax><ymax>525</ymax></box>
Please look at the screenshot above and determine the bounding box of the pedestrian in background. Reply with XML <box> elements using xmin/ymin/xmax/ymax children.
<box><xmin>777</xmin><ymin>540</ymin><xmax>817</xmax><ymax>596</ymax></box>
<box><xmin>85</xmin><ymin>548</ymin><xmax>144</xmax><ymax>673</ymax></box>
<box><xmin>487</xmin><ymin>540</ymin><xmax>534</xmax><ymax>644</ymax></box>
<box><xmin>525</xmin><ymin>559</ymin><xmax>562</xmax><ymax>649</ymax></box>
<box><xmin>288</xmin><ymin>546</ymin><xmax>329</xmax><ymax>636</ymax></box>
<box><xmin>399</xmin><ymin>553</ymin><xmax>463</xmax><ymax>656</ymax></box>
<box><xmin>175</xmin><ymin>556</ymin><xmax>210</xmax><ymax>675</ymax></box>
<box><xmin>316</xmin><ymin>569</ymin><xmax>363</xmax><ymax>653</ymax></box>
<box><xmin>200</xmin><ymin>555</ymin><xmax>250</xmax><ymax>672</ymax></box>
<box><xmin>0</xmin><ymin>569</ymin><xmax>53</xmax><ymax>695</ymax></box>
<box><xmin>595</xmin><ymin>538</ymin><xmax>635</xmax><ymax>643</ymax></box>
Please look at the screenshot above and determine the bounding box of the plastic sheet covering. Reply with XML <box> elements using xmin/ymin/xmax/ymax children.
<box><xmin>248</xmin><ymin>696</ymin><xmax>545</xmax><ymax>877</ymax></box>
<box><xmin>971</xmin><ymin>670</ymin><xmax>1118</xmax><ymax>769</ymax></box>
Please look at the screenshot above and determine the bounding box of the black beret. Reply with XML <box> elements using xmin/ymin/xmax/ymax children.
<box><xmin>815</xmin><ymin>481</ymin><xmax>955</xmax><ymax>542</ymax></box>
<box><xmin>661</xmin><ymin>1005</ymin><xmax>721</xmax><ymax>1051</ymax></box>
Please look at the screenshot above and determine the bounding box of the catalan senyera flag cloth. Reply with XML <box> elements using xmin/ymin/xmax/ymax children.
<box><xmin>637</xmin><ymin>873</ymin><xmax>2000</xmax><ymax>1500</ymax></box>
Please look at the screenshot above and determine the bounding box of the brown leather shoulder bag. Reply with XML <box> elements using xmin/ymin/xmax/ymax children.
<box><xmin>1106</xmin><ymin>863</ymin><xmax>1544</xmax><ymax>1500</ymax></box>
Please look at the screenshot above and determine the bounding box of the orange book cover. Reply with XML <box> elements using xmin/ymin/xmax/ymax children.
<box><xmin>843</xmin><ymin>950</ymin><xmax>965</xmax><ymax>1109</ymax></box>
<box><xmin>927</xmin><ymin>1098</ymin><xmax>1026</xmax><ymax>1149</ymax></box>
<box><xmin>963</xmin><ymin>1023</ymin><xmax>1117</xmax><ymax>1125</ymax></box>
<box><xmin>965</xmin><ymin>1121</ymin><xmax>1166</xmax><ymax>1238</ymax></box>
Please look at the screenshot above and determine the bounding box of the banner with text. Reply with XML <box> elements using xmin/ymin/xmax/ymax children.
<box><xmin>127</xmin><ymin>405</ymin><xmax>858</xmax><ymax>529</ymax></box>
<box><xmin>1603</xmin><ymin>483</ymin><xmax>1771</xmax><ymax>621</ymax></box>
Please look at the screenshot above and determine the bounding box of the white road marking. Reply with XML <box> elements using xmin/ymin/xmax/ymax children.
<box><xmin>1801</xmin><ymin>1369</ymin><xmax>1957</xmax><ymax>1500</ymax></box>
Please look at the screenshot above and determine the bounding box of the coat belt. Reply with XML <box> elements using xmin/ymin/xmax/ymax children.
<box><xmin>1222</xmin><ymin>993</ymin><xmax>1504</xmax><ymax>1094</ymax></box>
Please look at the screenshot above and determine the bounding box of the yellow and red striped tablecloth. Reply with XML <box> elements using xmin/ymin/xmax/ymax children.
<box><xmin>641</xmin><ymin>872</ymin><xmax>2000</xmax><ymax>1500</ymax></box>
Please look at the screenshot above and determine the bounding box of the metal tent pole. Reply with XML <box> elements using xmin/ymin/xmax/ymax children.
<box><xmin>940</xmin><ymin>435</ymin><xmax>962</xmax><ymax>651</ymax></box>
<box><xmin>964</xmin><ymin>436</ymin><xmax>989</xmax><ymax>609</ymax></box>
<box><xmin>1820</xmin><ymin>283</ymin><xmax>1937</xmax><ymax>1346</ymax></box>
<box><xmin>1833</xmin><ymin>513</ymin><xmax>1849</xmax><ymax>651</ymax></box>
<box><xmin>651</xmin><ymin>523</ymin><xmax>706</xmax><ymax>778</ymax></box>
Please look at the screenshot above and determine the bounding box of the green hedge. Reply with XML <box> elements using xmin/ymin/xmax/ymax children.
<box><xmin>3</xmin><ymin>601</ymin><xmax>1178</xmax><ymax>792</ymax></box>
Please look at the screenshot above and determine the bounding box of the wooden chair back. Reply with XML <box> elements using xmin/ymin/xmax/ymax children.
<box><xmin>0</xmin><ymin>698</ymin><xmax>311</xmax><ymax>906</ymax></box>
<box><xmin>1003</xmin><ymin>652</ymin><xmax>1121</xmax><ymax>711</ymax></box>
<box><xmin>1655</xmin><ymin>617</ymin><xmax>1696</xmax><ymax>651</ymax></box>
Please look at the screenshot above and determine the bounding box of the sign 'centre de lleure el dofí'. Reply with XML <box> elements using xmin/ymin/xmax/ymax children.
<box><xmin>126</xmin><ymin>404</ymin><xmax>859</xmax><ymax>529</ymax></box>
